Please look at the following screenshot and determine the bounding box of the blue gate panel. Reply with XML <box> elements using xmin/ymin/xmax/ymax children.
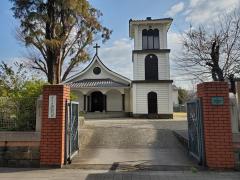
<box><xmin>187</xmin><ymin>99</ymin><xmax>205</xmax><ymax>165</ymax></box>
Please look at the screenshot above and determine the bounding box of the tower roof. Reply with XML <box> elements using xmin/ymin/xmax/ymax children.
<box><xmin>129</xmin><ymin>17</ymin><xmax>173</xmax><ymax>38</ymax></box>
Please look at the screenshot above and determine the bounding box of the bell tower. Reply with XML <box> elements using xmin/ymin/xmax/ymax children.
<box><xmin>129</xmin><ymin>17</ymin><xmax>173</xmax><ymax>118</ymax></box>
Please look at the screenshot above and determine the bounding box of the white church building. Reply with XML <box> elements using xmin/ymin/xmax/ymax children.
<box><xmin>64</xmin><ymin>17</ymin><xmax>174</xmax><ymax>119</ymax></box>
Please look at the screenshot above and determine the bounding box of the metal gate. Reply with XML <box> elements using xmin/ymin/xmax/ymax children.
<box><xmin>187</xmin><ymin>98</ymin><xmax>205</xmax><ymax>165</ymax></box>
<box><xmin>65</xmin><ymin>101</ymin><xmax>79</xmax><ymax>163</ymax></box>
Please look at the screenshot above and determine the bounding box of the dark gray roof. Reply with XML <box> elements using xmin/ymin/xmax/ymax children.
<box><xmin>129</xmin><ymin>17</ymin><xmax>173</xmax><ymax>23</ymax></box>
<box><xmin>67</xmin><ymin>79</ymin><xmax>130</xmax><ymax>88</ymax></box>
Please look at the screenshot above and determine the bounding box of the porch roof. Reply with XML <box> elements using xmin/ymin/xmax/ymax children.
<box><xmin>67</xmin><ymin>78</ymin><xmax>130</xmax><ymax>88</ymax></box>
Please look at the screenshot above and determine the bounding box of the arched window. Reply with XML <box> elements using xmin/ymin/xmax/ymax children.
<box><xmin>148</xmin><ymin>92</ymin><xmax>158</xmax><ymax>114</ymax></box>
<box><xmin>153</xmin><ymin>29</ymin><xmax>159</xmax><ymax>49</ymax></box>
<box><xmin>145</xmin><ymin>54</ymin><xmax>158</xmax><ymax>80</ymax></box>
<box><xmin>142</xmin><ymin>29</ymin><xmax>160</xmax><ymax>49</ymax></box>
<box><xmin>142</xmin><ymin>29</ymin><xmax>148</xmax><ymax>50</ymax></box>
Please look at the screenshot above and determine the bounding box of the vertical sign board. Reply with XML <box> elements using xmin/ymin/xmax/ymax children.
<box><xmin>48</xmin><ymin>95</ymin><xmax>57</xmax><ymax>118</ymax></box>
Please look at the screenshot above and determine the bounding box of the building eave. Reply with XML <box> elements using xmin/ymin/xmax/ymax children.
<box><xmin>132</xmin><ymin>80</ymin><xmax>173</xmax><ymax>83</ymax></box>
<box><xmin>129</xmin><ymin>18</ymin><xmax>173</xmax><ymax>38</ymax></box>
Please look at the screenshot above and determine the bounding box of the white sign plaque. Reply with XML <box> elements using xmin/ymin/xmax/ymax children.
<box><xmin>48</xmin><ymin>95</ymin><xmax>57</xmax><ymax>118</ymax></box>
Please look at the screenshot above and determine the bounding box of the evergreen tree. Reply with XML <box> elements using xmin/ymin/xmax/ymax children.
<box><xmin>10</xmin><ymin>0</ymin><xmax>112</xmax><ymax>84</ymax></box>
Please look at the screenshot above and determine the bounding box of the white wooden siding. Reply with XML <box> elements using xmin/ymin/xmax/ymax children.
<box><xmin>133</xmin><ymin>53</ymin><xmax>170</xmax><ymax>80</ymax></box>
<box><xmin>132</xmin><ymin>83</ymin><xmax>173</xmax><ymax>114</ymax></box>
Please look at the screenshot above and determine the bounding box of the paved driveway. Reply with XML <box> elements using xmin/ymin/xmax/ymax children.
<box><xmin>0</xmin><ymin>168</ymin><xmax>239</xmax><ymax>180</ymax></box>
<box><xmin>71</xmin><ymin>118</ymin><xmax>194</xmax><ymax>170</ymax></box>
<box><xmin>83</xmin><ymin>118</ymin><xmax>188</xmax><ymax>131</ymax></box>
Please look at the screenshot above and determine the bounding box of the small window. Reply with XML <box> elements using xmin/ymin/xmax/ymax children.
<box><xmin>93</xmin><ymin>67</ymin><xmax>101</xmax><ymax>75</ymax></box>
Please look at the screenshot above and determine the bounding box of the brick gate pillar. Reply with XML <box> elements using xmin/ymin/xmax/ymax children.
<box><xmin>197</xmin><ymin>82</ymin><xmax>235</xmax><ymax>169</ymax></box>
<box><xmin>40</xmin><ymin>85</ymin><xmax>70</xmax><ymax>167</ymax></box>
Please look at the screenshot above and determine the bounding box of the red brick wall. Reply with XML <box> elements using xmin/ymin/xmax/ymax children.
<box><xmin>40</xmin><ymin>85</ymin><xmax>70</xmax><ymax>167</ymax></box>
<box><xmin>197</xmin><ymin>82</ymin><xmax>235</xmax><ymax>169</ymax></box>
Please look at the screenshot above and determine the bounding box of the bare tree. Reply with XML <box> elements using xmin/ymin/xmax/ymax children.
<box><xmin>176</xmin><ymin>9</ymin><xmax>240</xmax><ymax>89</ymax></box>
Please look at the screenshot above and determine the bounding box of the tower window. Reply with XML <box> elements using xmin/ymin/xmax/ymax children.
<box><xmin>145</xmin><ymin>54</ymin><xmax>158</xmax><ymax>80</ymax></box>
<box><xmin>142</xmin><ymin>29</ymin><xmax>160</xmax><ymax>50</ymax></box>
<box><xmin>142</xmin><ymin>29</ymin><xmax>148</xmax><ymax>50</ymax></box>
<box><xmin>153</xmin><ymin>29</ymin><xmax>159</xmax><ymax>49</ymax></box>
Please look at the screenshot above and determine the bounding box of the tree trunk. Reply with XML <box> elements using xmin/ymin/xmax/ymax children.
<box><xmin>210</xmin><ymin>41</ymin><xmax>224</xmax><ymax>81</ymax></box>
<box><xmin>45</xmin><ymin>0</ymin><xmax>61</xmax><ymax>84</ymax></box>
<box><xmin>47</xmin><ymin>54</ymin><xmax>61</xmax><ymax>84</ymax></box>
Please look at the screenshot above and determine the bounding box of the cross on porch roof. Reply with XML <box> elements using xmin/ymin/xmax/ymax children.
<box><xmin>93</xmin><ymin>43</ymin><xmax>100</xmax><ymax>55</ymax></box>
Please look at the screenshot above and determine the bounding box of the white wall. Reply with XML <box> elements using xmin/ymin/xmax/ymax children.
<box><xmin>172</xmin><ymin>89</ymin><xmax>179</xmax><ymax>106</ymax></box>
<box><xmin>71</xmin><ymin>90</ymin><xmax>84</xmax><ymax>112</ymax></box>
<box><xmin>124</xmin><ymin>89</ymin><xmax>131</xmax><ymax>112</ymax></box>
<box><xmin>132</xmin><ymin>83</ymin><xmax>173</xmax><ymax>114</ymax></box>
<box><xmin>133</xmin><ymin>53</ymin><xmax>170</xmax><ymax>80</ymax></box>
<box><xmin>129</xmin><ymin>88</ymin><xmax>133</xmax><ymax>113</ymax></box>
<box><xmin>106</xmin><ymin>90</ymin><xmax>122</xmax><ymax>111</ymax></box>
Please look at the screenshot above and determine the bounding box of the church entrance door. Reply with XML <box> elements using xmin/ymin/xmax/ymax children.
<box><xmin>148</xmin><ymin>92</ymin><xmax>158</xmax><ymax>114</ymax></box>
<box><xmin>91</xmin><ymin>91</ymin><xmax>104</xmax><ymax>112</ymax></box>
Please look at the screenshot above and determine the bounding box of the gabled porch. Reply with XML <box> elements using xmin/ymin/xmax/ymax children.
<box><xmin>67</xmin><ymin>78</ymin><xmax>131</xmax><ymax>118</ymax></box>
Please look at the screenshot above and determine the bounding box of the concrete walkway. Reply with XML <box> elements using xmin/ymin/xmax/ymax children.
<box><xmin>0</xmin><ymin>168</ymin><xmax>239</xmax><ymax>180</ymax></box>
<box><xmin>71</xmin><ymin>118</ymin><xmax>196</xmax><ymax>170</ymax></box>
<box><xmin>83</xmin><ymin>118</ymin><xmax>188</xmax><ymax>131</ymax></box>
<box><xmin>70</xmin><ymin>148</ymin><xmax>195</xmax><ymax>170</ymax></box>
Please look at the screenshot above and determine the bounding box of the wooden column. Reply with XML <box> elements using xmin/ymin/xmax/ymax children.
<box><xmin>103</xmin><ymin>95</ymin><xmax>107</xmax><ymax>112</ymax></box>
<box><xmin>122</xmin><ymin>94</ymin><xmax>125</xmax><ymax>111</ymax></box>
<box><xmin>83</xmin><ymin>95</ymin><xmax>86</xmax><ymax>111</ymax></box>
<box><xmin>87</xmin><ymin>96</ymin><xmax>90</xmax><ymax>112</ymax></box>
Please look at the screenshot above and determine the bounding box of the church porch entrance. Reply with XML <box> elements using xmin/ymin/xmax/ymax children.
<box><xmin>70</xmin><ymin>88</ymin><xmax>130</xmax><ymax>119</ymax></box>
<box><xmin>85</xmin><ymin>89</ymin><xmax>128</xmax><ymax>119</ymax></box>
<box><xmin>90</xmin><ymin>91</ymin><xmax>105</xmax><ymax>112</ymax></box>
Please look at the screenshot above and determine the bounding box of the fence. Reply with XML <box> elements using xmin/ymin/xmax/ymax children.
<box><xmin>0</xmin><ymin>97</ymin><xmax>37</xmax><ymax>131</ymax></box>
<box><xmin>173</xmin><ymin>104</ymin><xmax>186</xmax><ymax>112</ymax></box>
<box><xmin>187</xmin><ymin>99</ymin><xmax>205</xmax><ymax>165</ymax></box>
<box><xmin>229</xmin><ymin>93</ymin><xmax>240</xmax><ymax>133</ymax></box>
